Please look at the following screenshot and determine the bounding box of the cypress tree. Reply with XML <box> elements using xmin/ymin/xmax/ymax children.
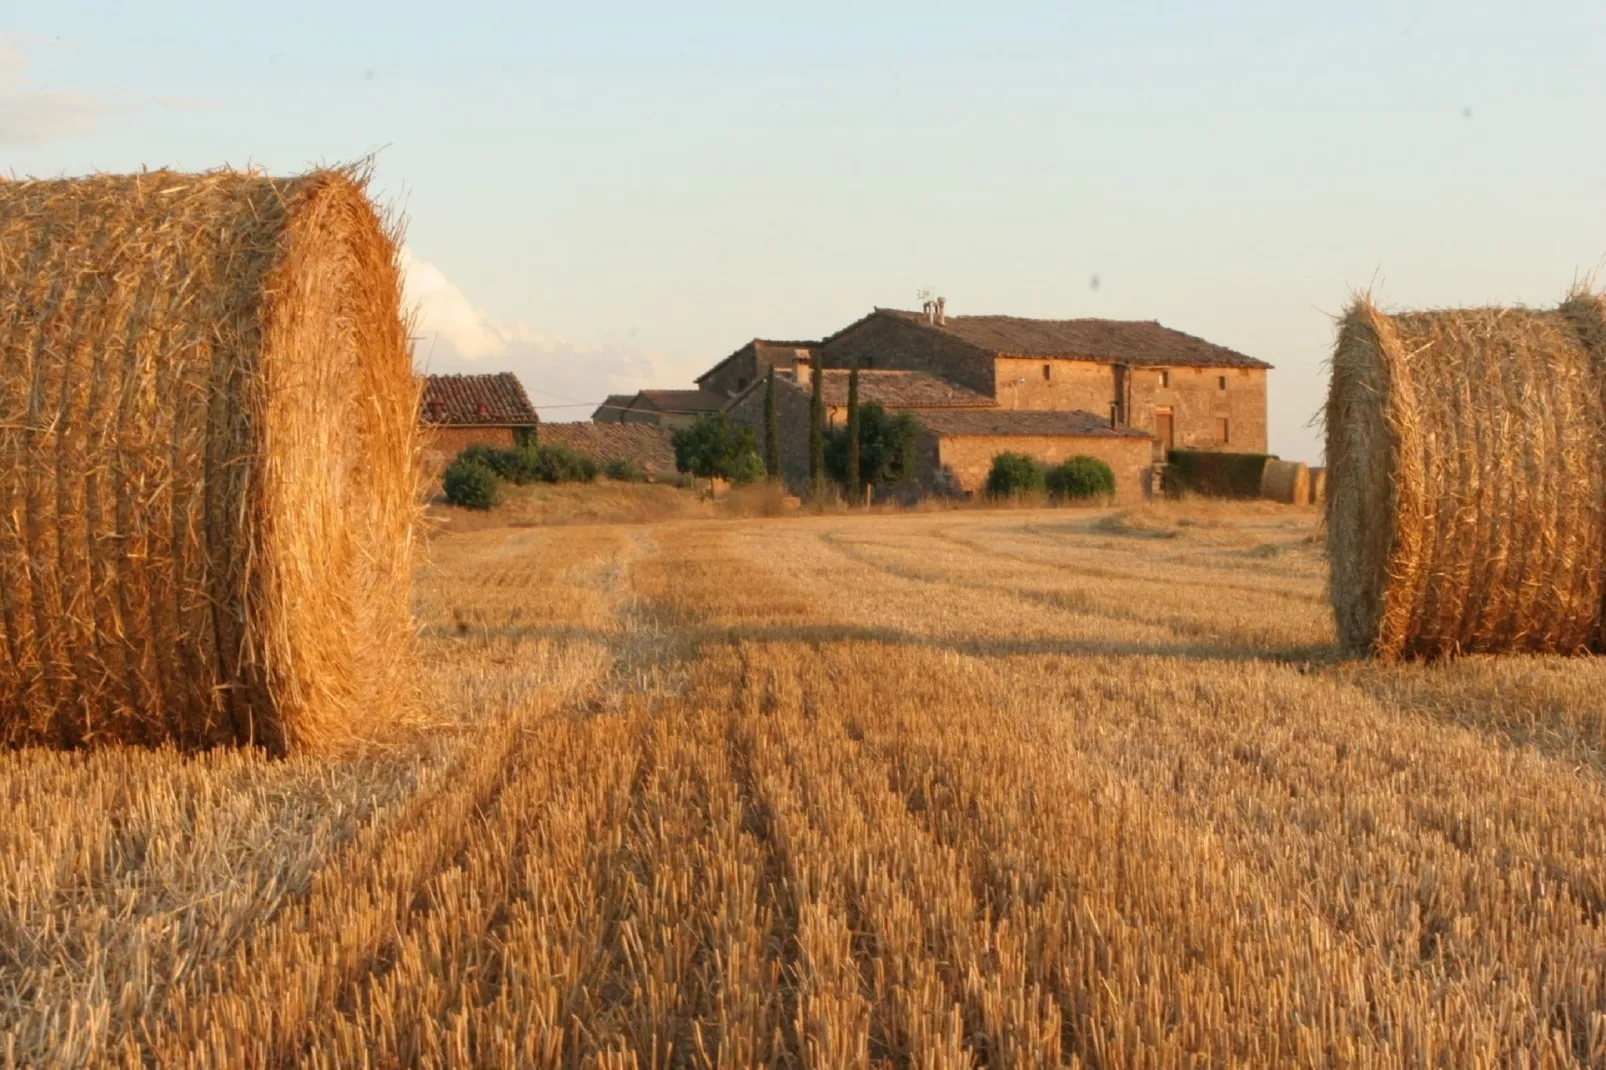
<box><xmin>763</xmin><ymin>367</ymin><xmax>781</xmax><ymax>480</ymax></box>
<box><xmin>809</xmin><ymin>360</ymin><xmax>826</xmax><ymax>499</ymax></box>
<box><xmin>846</xmin><ymin>363</ymin><xmax>862</xmax><ymax>504</ymax></box>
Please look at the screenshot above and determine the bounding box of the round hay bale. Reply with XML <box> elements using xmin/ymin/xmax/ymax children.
<box><xmin>1259</xmin><ymin>459</ymin><xmax>1310</xmax><ymax>504</ymax></box>
<box><xmin>1308</xmin><ymin>466</ymin><xmax>1328</xmax><ymax>505</ymax></box>
<box><xmin>0</xmin><ymin>167</ymin><xmax>419</xmax><ymax>754</ymax></box>
<box><xmin>1325</xmin><ymin>292</ymin><xmax>1606</xmax><ymax>660</ymax></box>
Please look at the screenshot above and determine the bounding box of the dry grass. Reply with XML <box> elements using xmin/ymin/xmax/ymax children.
<box><xmin>0</xmin><ymin>166</ymin><xmax>418</xmax><ymax>755</ymax></box>
<box><xmin>3</xmin><ymin>502</ymin><xmax>1606</xmax><ymax>1067</ymax></box>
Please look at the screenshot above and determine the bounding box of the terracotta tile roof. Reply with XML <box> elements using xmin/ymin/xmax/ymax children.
<box><xmin>421</xmin><ymin>373</ymin><xmax>539</xmax><ymax>426</ymax></box>
<box><xmin>593</xmin><ymin>394</ymin><xmax>638</xmax><ymax>421</ymax></box>
<box><xmin>538</xmin><ymin>422</ymin><xmax>677</xmax><ymax>473</ymax></box>
<box><xmin>877</xmin><ymin>309</ymin><xmax>1272</xmax><ymax>369</ymax></box>
<box><xmin>800</xmin><ymin>369</ymin><xmax>993</xmax><ymax>408</ymax></box>
<box><xmin>915</xmin><ymin>408</ymin><xmax>1151</xmax><ymax>439</ymax></box>
<box><xmin>633</xmin><ymin>389</ymin><xmax>727</xmax><ymax>414</ymax></box>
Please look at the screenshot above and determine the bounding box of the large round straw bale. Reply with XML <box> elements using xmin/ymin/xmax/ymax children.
<box><xmin>0</xmin><ymin>167</ymin><xmax>419</xmax><ymax>754</ymax></box>
<box><xmin>1308</xmin><ymin>467</ymin><xmax>1328</xmax><ymax>505</ymax></box>
<box><xmin>1325</xmin><ymin>292</ymin><xmax>1606</xmax><ymax>660</ymax></box>
<box><xmin>1259</xmin><ymin>459</ymin><xmax>1310</xmax><ymax>504</ymax></box>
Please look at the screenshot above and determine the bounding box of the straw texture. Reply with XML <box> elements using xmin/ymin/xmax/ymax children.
<box><xmin>0</xmin><ymin>167</ymin><xmax>419</xmax><ymax>754</ymax></box>
<box><xmin>1259</xmin><ymin>459</ymin><xmax>1310</xmax><ymax>504</ymax></box>
<box><xmin>1325</xmin><ymin>293</ymin><xmax>1606</xmax><ymax>660</ymax></box>
<box><xmin>1308</xmin><ymin>467</ymin><xmax>1327</xmax><ymax>505</ymax></box>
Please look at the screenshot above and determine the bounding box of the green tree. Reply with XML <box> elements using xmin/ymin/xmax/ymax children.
<box><xmin>672</xmin><ymin>412</ymin><xmax>764</xmax><ymax>482</ymax></box>
<box><xmin>845</xmin><ymin>364</ymin><xmax>862</xmax><ymax>503</ymax></box>
<box><xmin>824</xmin><ymin>401</ymin><xmax>922</xmax><ymax>495</ymax></box>
<box><xmin>762</xmin><ymin>367</ymin><xmax>781</xmax><ymax>480</ymax></box>
<box><xmin>809</xmin><ymin>360</ymin><xmax>826</xmax><ymax>498</ymax></box>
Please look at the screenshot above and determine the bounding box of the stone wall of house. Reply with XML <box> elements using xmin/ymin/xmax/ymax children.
<box><xmin>817</xmin><ymin>316</ymin><xmax>997</xmax><ymax>396</ymax></box>
<box><xmin>421</xmin><ymin>425</ymin><xmax>521</xmax><ymax>476</ymax></box>
<box><xmin>698</xmin><ymin>348</ymin><xmax>758</xmax><ymax>400</ymax></box>
<box><xmin>992</xmin><ymin>357</ymin><xmax>1121</xmax><ymax>415</ymax></box>
<box><xmin>1122</xmin><ymin>365</ymin><xmax>1267</xmax><ymax>455</ymax></box>
<box><xmin>727</xmin><ymin>380</ymin><xmax>814</xmax><ymax>491</ymax></box>
<box><xmin>930</xmin><ymin>433</ymin><xmax>1153</xmax><ymax>504</ymax></box>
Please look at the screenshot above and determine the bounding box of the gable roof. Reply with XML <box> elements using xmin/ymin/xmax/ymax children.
<box><xmin>855</xmin><ymin>309</ymin><xmax>1271</xmax><ymax>369</ymax></box>
<box><xmin>915</xmin><ymin>408</ymin><xmax>1150</xmax><ymax>439</ymax></box>
<box><xmin>696</xmin><ymin>338</ymin><xmax>817</xmax><ymax>387</ymax></box>
<box><xmin>538</xmin><ymin>422</ymin><xmax>676</xmax><ymax>473</ymax></box>
<box><xmin>593</xmin><ymin>393</ymin><xmax>638</xmax><ymax>421</ymax></box>
<box><xmin>811</xmin><ymin>369</ymin><xmax>993</xmax><ymax>408</ymax></box>
<box><xmin>421</xmin><ymin>373</ymin><xmax>539</xmax><ymax>426</ymax></box>
<box><xmin>632</xmin><ymin>389</ymin><xmax>728</xmax><ymax>415</ymax></box>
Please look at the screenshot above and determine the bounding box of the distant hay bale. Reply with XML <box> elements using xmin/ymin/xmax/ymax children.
<box><xmin>1259</xmin><ymin>459</ymin><xmax>1310</xmax><ymax>504</ymax></box>
<box><xmin>0</xmin><ymin>167</ymin><xmax>419</xmax><ymax>754</ymax></box>
<box><xmin>1325</xmin><ymin>292</ymin><xmax>1606</xmax><ymax>660</ymax></box>
<box><xmin>1308</xmin><ymin>467</ymin><xmax>1327</xmax><ymax>505</ymax></box>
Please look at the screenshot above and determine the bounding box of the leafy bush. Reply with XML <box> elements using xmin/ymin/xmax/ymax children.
<box><xmin>442</xmin><ymin>459</ymin><xmax>502</xmax><ymax>510</ymax></box>
<box><xmin>604</xmin><ymin>457</ymin><xmax>647</xmax><ymax>482</ymax></box>
<box><xmin>985</xmin><ymin>452</ymin><xmax>1045</xmax><ymax>498</ymax></box>
<box><xmin>726</xmin><ymin>450</ymin><xmax>767</xmax><ymax>487</ymax></box>
<box><xmin>531</xmin><ymin>445</ymin><xmax>599</xmax><ymax>484</ymax></box>
<box><xmin>1164</xmin><ymin>450</ymin><xmax>1272</xmax><ymax>499</ymax></box>
<box><xmin>673</xmin><ymin>413</ymin><xmax>764</xmax><ymax>482</ymax></box>
<box><xmin>824</xmin><ymin>401</ymin><xmax>923</xmax><ymax>494</ymax></box>
<box><xmin>1046</xmin><ymin>456</ymin><xmax>1116</xmax><ymax>501</ymax></box>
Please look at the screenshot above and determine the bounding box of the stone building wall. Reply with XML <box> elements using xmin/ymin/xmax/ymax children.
<box><xmin>992</xmin><ymin>357</ymin><xmax>1121</xmax><ymax>415</ymax></box>
<box><xmin>726</xmin><ymin>379</ymin><xmax>815</xmax><ymax>491</ymax></box>
<box><xmin>1124</xmin><ymin>365</ymin><xmax>1267</xmax><ymax>455</ymax></box>
<box><xmin>817</xmin><ymin>316</ymin><xmax>996</xmax><ymax>396</ymax></box>
<box><xmin>929</xmin><ymin>433</ymin><xmax>1152</xmax><ymax>504</ymax></box>
<box><xmin>421</xmin><ymin>425</ymin><xmax>522</xmax><ymax>477</ymax></box>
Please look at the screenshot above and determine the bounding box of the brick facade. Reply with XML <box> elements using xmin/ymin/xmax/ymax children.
<box><xmin>422</xmin><ymin>425</ymin><xmax>522</xmax><ymax>478</ymax></box>
<box><xmin>929</xmin><ymin>433</ymin><xmax>1152</xmax><ymax>504</ymax></box>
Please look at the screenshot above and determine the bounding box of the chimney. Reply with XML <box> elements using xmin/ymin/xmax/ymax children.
<box><xmin>476</xmin><ymin>401</ymin><xmax>489</xmax><ymax>417</ymax></box>
<box><xmin>935</xmin><ymin>297</ymin><xmax>946</xmax><ymax>326</ymax></box>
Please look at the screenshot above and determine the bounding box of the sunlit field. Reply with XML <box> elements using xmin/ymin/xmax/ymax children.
<box><xmin>5</xmin><ymin>502</ymin><xmax>1606</xmax><ymax>1068</ymax></box>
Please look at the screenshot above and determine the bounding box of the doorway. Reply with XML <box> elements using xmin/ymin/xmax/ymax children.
<box><xmin>1154</xmin><ymin>407</ymin><xmax>1174</xmax><ymax>461</ymax></box>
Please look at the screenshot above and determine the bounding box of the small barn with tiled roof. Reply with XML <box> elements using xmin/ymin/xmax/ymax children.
<box><xmin>419</xmin><ymin>372</ymin><xmax>539</xmax><ymax>476</ymax></box>
<box><xmin>696</xmin><ymin>339</ymin><xmax>817</xmax><ymax>399</ymax></box>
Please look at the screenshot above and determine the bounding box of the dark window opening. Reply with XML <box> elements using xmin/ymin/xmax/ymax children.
<box><xmin>1216</xmin><ymin>417</ymin><xmax>1230</xmax><ymax>445</ymax></box>
<box><xmin>1159</xmin><ymin>369</ymin><xmax>1170</xmax><ymax>388</ymax></box>
<box><xmin>1218</xmin><ymin>375</ymin><xmax>1227</xmax><ymax>390</ymax></box>
<box><xmin>1042</xmin><ymin>363</ymin><xmax>1052</xmax><ymax>381</ymax></box>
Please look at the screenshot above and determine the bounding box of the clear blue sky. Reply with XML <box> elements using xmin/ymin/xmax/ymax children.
<box><xmin>7</xmin><ymin>2</ymin><xmax>1604</xmax><ymax>462</ymax></box>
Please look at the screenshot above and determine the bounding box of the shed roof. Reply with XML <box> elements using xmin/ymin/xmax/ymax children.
<box><xmin>593</xmin><ymin>393</ymin><xmax>638</xmax><ymax>421</ymax></box>
<box><xmin>421</xmin><ymin>373</ymin><xmax>539</xmax><ymax>426</ymax></box>
<box><xmin>852</xmin><ymin>309</ymin><xmax>1271</xmax><ymax>368</ymax></box>
<box><xmin>915</xmin><ymin>408</ymin><xmax>1150</xmax><ymax>439</ymax></box>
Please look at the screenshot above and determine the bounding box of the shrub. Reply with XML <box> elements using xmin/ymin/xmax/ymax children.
<box><xmin>442</xmin><ymin>459</ymin><xmax>502</xmax><ymax>510</ymax></box>
<box><xmin>986</xmin><ymin>452</ymin><xmax>1045</xmax><ymax>498</ymax></box>
<box><xmin>824</xmin><ymin>401</ymin><xmax>923</xmax><ymax>494</ymax></box>
<box><xmin>604</xmin><ymin>457</ymin><xmax>647</xmax><ymax>483</ymax></box>
<box><xmin>532</xmin><ymin>445</ymin><xmax>599</xmax><ymax>484</ymax></box>
<box><xmin>726</xmin><ymin>450</ymin><xmax>767</xmax><ymax>487</ymax></box>
<box><xmin>1046</xmin><ymin>456</ymin><xmax>1116</xmax><ymax>501</ymax></box>
<box><xmin>1164</xmin><ymin>450</ymin><xmax>1272</xmax><ymax>499</ymax></box>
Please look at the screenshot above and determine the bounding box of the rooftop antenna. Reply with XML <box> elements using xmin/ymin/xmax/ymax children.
<box><xmin>917</xmin><ymin>286</ymin><xmax>935</xmax><ymax>324</ymax></box>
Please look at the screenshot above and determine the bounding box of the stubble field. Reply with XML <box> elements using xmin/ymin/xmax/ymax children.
<box><xmin>4</xmin><ymin>502</ymin><xmax>1606</xmax><ymax>1068</ymax></box>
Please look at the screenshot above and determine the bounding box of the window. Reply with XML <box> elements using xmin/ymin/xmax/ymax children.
<box><xmin>1216</xmin><ymin>417</ymin><xmax>1230</xmax><ymax>445</ymax></box>
<box><xmin>1218</xmin><ymin>375</ymin><xmax>1227</xmax><ymax>390</ymax></box>
<box><xmin>1042</xmin><ymin>363</ymin><xmax>1052</xmax><ymax>381</ymax></box>
<box><xmin>1158</xmin><ymin>369</ymin><xmax>1170</xmax><ymax>388</ymax></box>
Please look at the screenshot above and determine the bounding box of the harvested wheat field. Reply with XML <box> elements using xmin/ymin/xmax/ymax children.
<box><xmin>4</xmin><ymin>502</ymin><xmax>1606</xmax><ymax>1068</ymax></box>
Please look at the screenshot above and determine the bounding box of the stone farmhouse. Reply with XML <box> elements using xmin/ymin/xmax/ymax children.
<box><xmin>592</xmin><ymin>388</ymin><xmax>725</xmax><ymax>430</ymax></box>
<box><xmin>420</xmin><ymin>372</ymin><xmax>540</xmax><ymax>475</ymax></box>
<box><xmin>720</xmin><ymin>304</ymin><xmax>1272</xmax><ymax>502</ymax></box>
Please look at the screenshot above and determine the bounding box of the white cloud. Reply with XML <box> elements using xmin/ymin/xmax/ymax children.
<box><xmin>0</xmin><ymin>34</ymin><xmax>193</xmax><ymax>146</ymax></box>
<box><xmin>402</xmin><ymin>249</ymin><xmax>655</xmax><ymax>417</ymax></box>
